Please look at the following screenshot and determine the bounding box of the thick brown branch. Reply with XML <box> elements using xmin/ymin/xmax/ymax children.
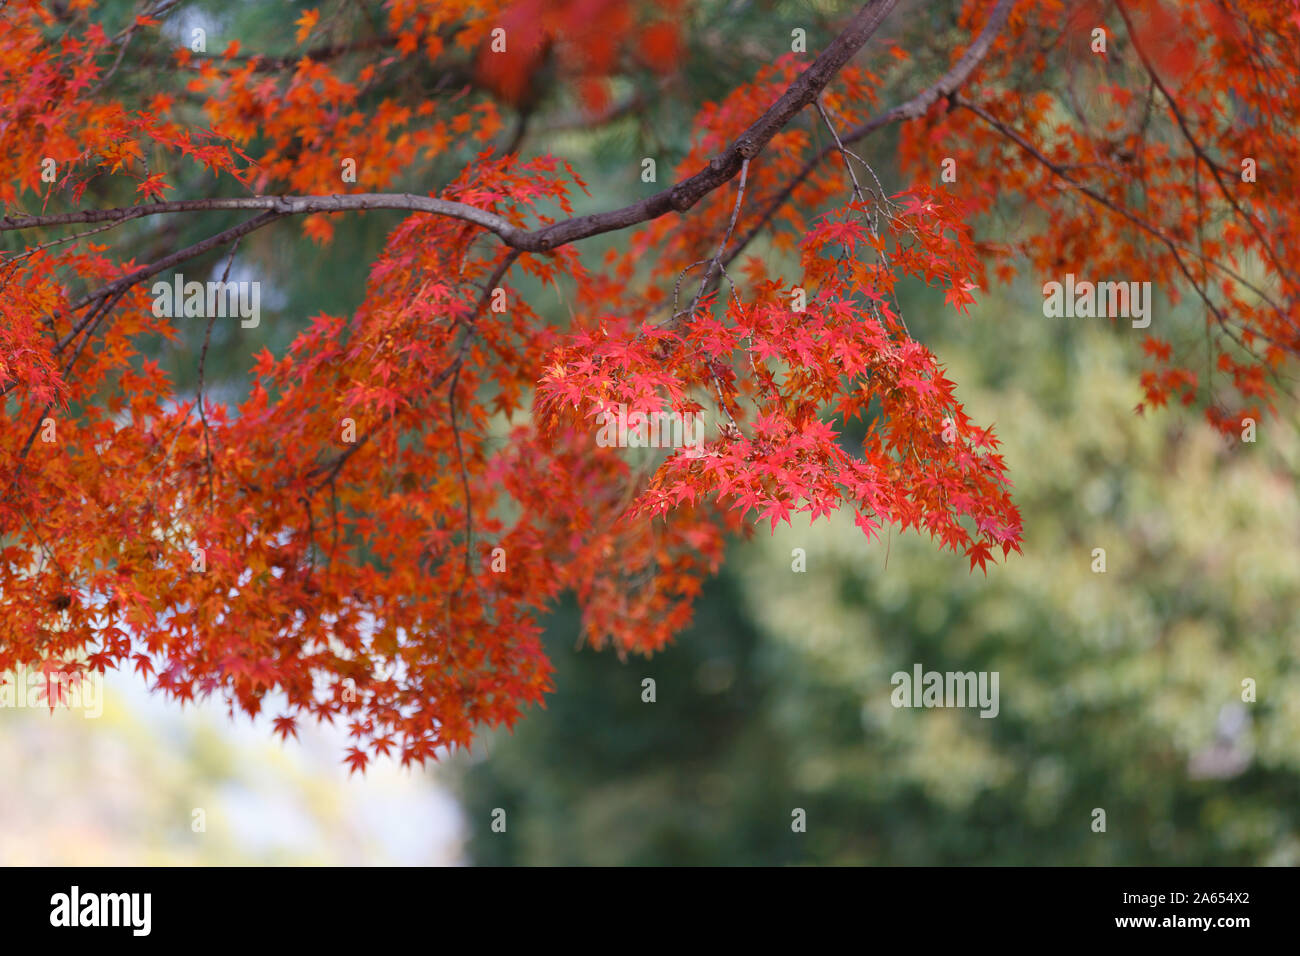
<box><xmin>2</xmin><ymin>0</ymin><xmax>901</xmax><ymax>256</ymax></box>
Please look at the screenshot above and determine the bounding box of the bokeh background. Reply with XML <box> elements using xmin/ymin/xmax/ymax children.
<box><xmin>3</xmin><ymin>0</ymin><xmax>1298</xmax><ymax>865</ymax></box>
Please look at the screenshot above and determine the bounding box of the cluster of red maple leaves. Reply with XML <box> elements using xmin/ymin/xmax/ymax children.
<box><xmin>1</xmin><ymin>0</ymin><xmax>1295</xmax><ymax>768</ymax></box>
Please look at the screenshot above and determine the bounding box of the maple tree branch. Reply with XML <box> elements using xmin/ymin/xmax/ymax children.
<box><xmin>2</xmin><ymin>0</ymin><xmax>901</xmax><ymax>256</ymax></box>
<box><xmin>177</xmin><ymin>34</ymin><xmax>404</xmax><ymax>72</ymax></box>
<box><xmin>816</xmin><ymin>97</ymin><xmax>869</xmax><ymax>207</ymax></box>
<box><xmin>3</xmin><ymin>0</ymin><xmax>905</xmax><ymax>401</ymax></box>
<box><xmin>0</xmin><ymin>212</ymin><xmax>273</xmax><ymax>400</ymax></box>
<box><xmin>0</xmin><ymin>287</ymin><xmax>130</xmax><ymax>509</ymax></box>
<box><xmin>1</xmin><ymin>196</ymin><xmax>509</xmax><ymax>245</ymax></box>
<box><xmin>89</xmin><ymin>0</ymin><xmax>182</xmax><ymax>95</ymax></box>
<box><xmin>953</xmin><ymin>94</ymin><xmax>1281</xmax><ymax>356</ymax></box>
<box><xmin>674</xmin><ymin>158</ymin><xmax>751</xmax><ymax>427</ymax></box>
<box><xmin>142</xmin><ymin>399</ymin><xmax>196</xmax><ymax>514</ymax></box>
<box><xmin>1113</xmin><ymin>0</ymin><xmax>1298</xmax><ymax>294</ymax></box>
<box><xmin>719</xmin><ymin>0</ymin><xmax>1014</xmax><ymax>273</ymax></box>
<box><xmin>55</xmin><ymin>211</ymin><xmax>286</xmax><ymax>341</ymax></box>
<box><xmin>681</xmin><ymin>157</ymin><xmax>750</xmax><ymax>326</ymax></box>
<box><xmin>814</xmin><ymin>96</ymin><xmax>911</xmax><ymax>339</ymax></box>
<box><xmin>61</xmin><ymin>289</ymin><xmax>127</xmax><ymax>381</ymax></box>
<box><xmin>306</xmin><ymin>250</ymin><xmax>522</xmax><ymax>490</ymax></box>
<box><xmin>196</xmin><ymin>238</ymin><xmax>244</xmax><ymax>510</ymax></box>
<box><xmin>0</xmin><ymin>215</ymin><xmax>128</xmax><ymax>263</ymax></box>
<box><xmin>448</xmin><ymin>361</ymin><xmax>473</xmax><ymax>583</ymax></box>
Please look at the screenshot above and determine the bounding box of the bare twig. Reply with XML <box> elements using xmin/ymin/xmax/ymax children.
<box><xmin>195</xmin><ymin>237</ymin><xmax>244</xmax><ymax>509</ymax></box>
<box><xmin>715</xmin><ymin>0</ymin><xmax>1015</xmax><ymax>277</ymax></box>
